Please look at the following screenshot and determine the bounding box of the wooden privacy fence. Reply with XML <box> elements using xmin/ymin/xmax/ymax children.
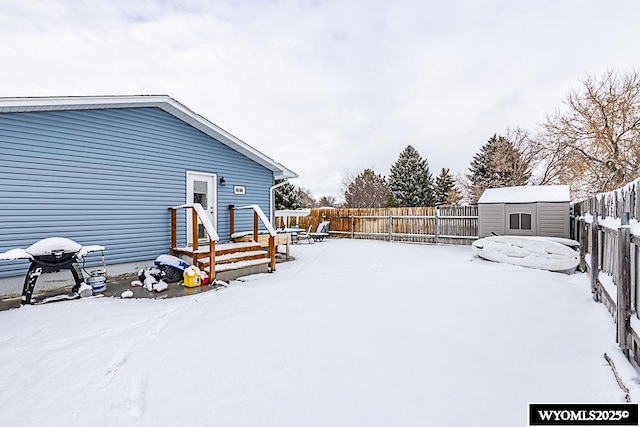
<box><xmin>277</xmin><ymin>206</ymin><xmax>478</xmax><ymax>245</ymax></box>
<box><xmin>574</xmin><ymin>177</ymin><xmax>640</xmax><ymax>364</ymax></box>
<box><xmin>573</xmin><ymin>178</ymin><xmax>640</xmax><ymax>220</ymax></box>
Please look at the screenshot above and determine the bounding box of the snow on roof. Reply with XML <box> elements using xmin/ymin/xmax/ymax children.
<box><xmin>478</xmin><ymin>185</ymin><xmax>570</xmax><ymax>204</ymax></box>
<box><xmin>0</xmin><ymin>95</ymin><xmax>296</xmax><ymax>180</ymax></box>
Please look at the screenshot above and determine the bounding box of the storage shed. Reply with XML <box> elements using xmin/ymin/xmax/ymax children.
<box><xmin>477</xmin><ymin>185</ymin><xmax>570</xmax><ymax>238</ymax></box>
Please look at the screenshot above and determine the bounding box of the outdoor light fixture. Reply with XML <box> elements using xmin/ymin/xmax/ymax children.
<box><xmin>219</xmin><ymin>176</ymin><xmax>226</xmax><ymax>186</ymax></box>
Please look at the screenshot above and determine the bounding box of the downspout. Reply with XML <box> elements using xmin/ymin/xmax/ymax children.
<box><xmin>270</xmin><ymin>180</ymin><xmax>289</xmax><ymax>225</ymax></box>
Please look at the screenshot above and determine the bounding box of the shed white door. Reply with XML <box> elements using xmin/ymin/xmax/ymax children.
<box><xmin>505</xmin><ymin>204</ymin><xmax>536</xmax><ymax>236</ymax></box>
<box><xmin>186</xmin><ymin>171</ymin><xmax>217</xmax><ymax>243</ymax></box>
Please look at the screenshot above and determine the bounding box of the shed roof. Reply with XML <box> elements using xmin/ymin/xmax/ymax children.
<box><xmin>0</xmin><ymin>95</ymin><xmax>297</xmax><ymax>180</ymax></box>
<box><xmin>478</xmin><ymin>185</ymin><xmax>570</xmax><ymax>204</ymax></box>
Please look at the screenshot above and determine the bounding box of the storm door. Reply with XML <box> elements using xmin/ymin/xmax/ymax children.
<box><xmin>186</xmin><ymin>171</ymin><xmax>217</xmax><ymax>244</ymax></box>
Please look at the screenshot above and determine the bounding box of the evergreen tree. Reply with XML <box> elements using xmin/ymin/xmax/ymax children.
<box><xmin>275</xmin><ymin>182</ymin><xmax>303</xmax><ymax>210</ymax></box>
<box><xmin>466</xmin><ymin>134</ymin><xmax>531</xmax><ymax>202</ymax></box>
<box><xmin>344</xmin><ymin>169</ymin><xmax>391</xmax><ymax>208</ymax></box>
<box><xmin>388</xmin><ymin>145</ymin><xmax>435</xmax><ymax>207</ymax></box>
<box><xmin>434</xmin><ymin>168</ymin><xmax>461</xmax><ymax>205</ymax></box>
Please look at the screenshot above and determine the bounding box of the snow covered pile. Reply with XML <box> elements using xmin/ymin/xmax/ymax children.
<box><xmin>132</xmin><ymin>267</ymin><xmax>169</xmax><ymax>292</ymax></box>
<box><xmin>472</xmin><ymin>236</ymin><xmax>579</xmax><ymax>272</ymax></box>
<box><xmin>0</xmin><ymin>248</ymin><xmax>32</xmax><ymax>260</ymax></box>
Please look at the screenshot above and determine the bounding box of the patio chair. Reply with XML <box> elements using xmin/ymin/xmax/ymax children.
<box><xmin>293</xmin><ymin>225</ymin><xmax>314</xmax><ymax>244</ymax></box>
<box><xmin>310</xmin><ymin>221</ymin><xmax>330</xmax><ymax>242</ymax></box>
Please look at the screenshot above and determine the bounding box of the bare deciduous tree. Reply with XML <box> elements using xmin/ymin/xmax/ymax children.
<box><xmin>317</xmin><ymin>195</ymin><xmax>338</xmax><ymax>207</ymax></box>
<box><xmin>532</xmin><ymin>69</ymin><xmax>640</xmax><ymax>198</ymax></box>
<box><xmin>296</xmin><ymin>187</ymin><xmax>317</xmax><ymax>208</ymax></box>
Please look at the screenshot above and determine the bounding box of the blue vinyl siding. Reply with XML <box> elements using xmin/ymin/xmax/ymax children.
<box><xmin>0</xmin><ymin>107</ymin><xmax>273</xmax><ymax>278</ymax></box>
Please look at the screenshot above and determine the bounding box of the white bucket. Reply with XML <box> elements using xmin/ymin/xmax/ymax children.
<box><xmin>87</xmin><ymin>275</ymin><xmax>107</xmax><ymax>292</ymax></box>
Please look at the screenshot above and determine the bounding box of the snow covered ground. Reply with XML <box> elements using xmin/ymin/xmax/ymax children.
<box><xmin>0</xmin><ymin>239</ymin><xmax>626</xmax><ymax>426</ymax></box>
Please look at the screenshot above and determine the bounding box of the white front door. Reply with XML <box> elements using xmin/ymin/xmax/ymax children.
<box><xmin>186</xmin><ymin>171</ymin><xmax>217</xmax><ymax>243</ymax></box>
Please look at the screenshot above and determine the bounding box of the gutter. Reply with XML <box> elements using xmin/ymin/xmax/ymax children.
<box><xmin>269</xmin><ymin>180</ymin><xmax>290</xmax><ymax>224</ymax></box>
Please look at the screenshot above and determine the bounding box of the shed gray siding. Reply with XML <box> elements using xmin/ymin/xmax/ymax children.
<box><xmin>537</xmin><ymin>202</ymin><xmax>570</xmax><ymax>238</ymax></box>
<box><xmin>478</xmin><ymin>201</ymin><xmax>570</xmax><ymax>239</ymax></box>
<box><xmin>478</xmin><ymin>203</ymin><xmax>505</xmax><ymax>238</ymax></box>
<box><xmin>0</xmin><ymin>107</ymin><xmax>273</xmax><ymax>278</ymax></box>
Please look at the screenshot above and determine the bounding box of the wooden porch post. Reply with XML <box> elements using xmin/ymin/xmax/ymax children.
<box><xmin>170</xmin><ymin>208</ymin><xmax>177</xmax><ymax>256</ymax></box>
<box><xmin>209</xmin><ymin>240</ymin><xmax>216</xmax><ymax>283</ymax></box>
<box><xmin>253</xmin><ymin>211</ymin><xmax>259</xmax><ymax>242</ymax></box>
<box><xmin>229</xmin><ymin>205</ymin><xmax>235</xmax><ymax>237</ymax></box>
<box><xmin>191</xmin><ymin>208</ymin><xmax>199</xmax><ymax>266</ymax></box>
<box><xmin>269</xmin><ymin>235</ymin><xmax>276</xmax><ymax>272</ymax></box>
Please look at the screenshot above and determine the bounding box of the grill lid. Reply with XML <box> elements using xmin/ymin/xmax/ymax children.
<box><xmin>26</xmin><ymin>237</ymin><xmax>82</xmax><ymax>257</ymax></box>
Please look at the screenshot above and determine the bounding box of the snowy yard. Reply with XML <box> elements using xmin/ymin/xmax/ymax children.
<box><xmin>0</xmin><ymin>239</ymin><xmax>625</xmax><ymax>426</ymax></box>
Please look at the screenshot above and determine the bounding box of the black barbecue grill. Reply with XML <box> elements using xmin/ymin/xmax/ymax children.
<box><xmin>21</xmin><ymin>248</ymin><xmax>86</xmax><ymax>305</ymax></box>
<box><xmin>0</xmin><ymin>238</ymin><xmax>106</xmax><ymax>305</ymax></box>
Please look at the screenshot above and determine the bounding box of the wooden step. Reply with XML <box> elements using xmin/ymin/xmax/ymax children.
<box><xmin>215</xmin><ymin>242</ymin><xmax>262</xmax><ymax>256</ymax></box>
<box><xmin>173</xmin><ymin>241</ymin><xmax>273</xmax><ymax>280</ymax></box>
<box><xmin>198</xmin><ymin>250</ymin><xmax>269</xmax><ymax>266</ymax></box>
<box><xmin>206</xmin><ymin>258</ymin><xmax>271</xmax><ymax>273</ymax></box>
<box><xmin>173</xmin><ymin>246</ymin><xmax>212</xmax><ymax>256</ymax></box>
<box><xmin>173</xmin><ymin>241</ymin><xmax>262</xmax><ymax>257</ymax></box>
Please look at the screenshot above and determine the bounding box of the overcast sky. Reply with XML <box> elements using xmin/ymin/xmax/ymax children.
<box><xmin>1</xmin><ymin>1</ymin><xmax>639</xmax><ymax>199</ymax></box>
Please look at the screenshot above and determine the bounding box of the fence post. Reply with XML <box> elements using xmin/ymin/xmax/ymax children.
<box><xmin>579</xmin><ymin>218</ymin><xmax>587</xmax><ymax>272</ymax></box>
<box><xmin>617</xmin><ymin>223</ymin><xmax>632</xmax><ymax>358</ymax></box>
<box><xmin>388</xmin><ymin>214</ymin><xmax>392</xmax><ymax>242</ymax></box>
<box><xmin>590</xmin><ymin>213</ymin><xmax>600</xmax><ymax>302</ymax></box>
<box><xmin>350</xmin><ymin>215</ymin><xmax>354</xmax><ymax>239</ymax></box>
<box><xmin>434</xmin><ymin>207</ymin><xmax>439</xmax><ymax>244</ymax></box>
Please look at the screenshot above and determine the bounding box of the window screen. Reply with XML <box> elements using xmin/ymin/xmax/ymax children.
<box><xmin>509</xmin><ymin>213</ymin><xmax>519</xmax><ymax>229</ymax></box>
<box><xmin>509</xmin><ymin>213</ymin><xmax>532</xmax><ymax>230</ymax></box>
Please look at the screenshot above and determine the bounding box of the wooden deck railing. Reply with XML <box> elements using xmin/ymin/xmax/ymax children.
<box><xmin>168</xmin><ymin>203</ymin><xmax>219</xmax><ymax>282</ymax></box>
<box><xmin>229</xmin><ymin>204</ymin><xmax>277</xmax><ymax>272</ymax></box>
